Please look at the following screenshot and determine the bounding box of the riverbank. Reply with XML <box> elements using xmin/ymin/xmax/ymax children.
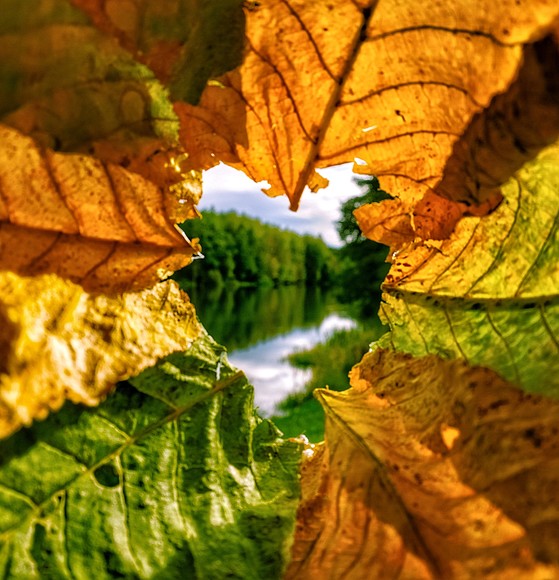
<box><xmin>271</xmin><ymin>319</ymin><xmax>386</xmax><ymax>442</ymax></box>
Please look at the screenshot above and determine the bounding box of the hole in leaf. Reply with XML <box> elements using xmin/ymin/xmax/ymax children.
<box><xmin>94</xmin><ymin>463</ymin><xmax>120</xmax><ymax>488</ymax></box>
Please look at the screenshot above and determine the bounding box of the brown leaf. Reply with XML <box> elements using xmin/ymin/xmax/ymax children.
<box><xmin>0</xmin><ymin>273</ymin><xmax>201</xmax><ymax>438</ymax></box>
<box><xmin>178</xmin><ymin>0</ymin><xmax>559</xmax><ymax>212</ymax></box>
<box><xmin>0</xmin><ymin>125</ymin><xmax>200</xmax><ymax>293</ymax></box>
<box><xmin>287</xmin><ymin>349</ymin><xmax>559</xmax><ymax>579</ymax></box>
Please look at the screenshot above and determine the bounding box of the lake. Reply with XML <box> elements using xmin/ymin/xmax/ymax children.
<box><xmin>184</xmin><ymin>285</ymin><xmax>356</xmax><ymax>415</ymax></box>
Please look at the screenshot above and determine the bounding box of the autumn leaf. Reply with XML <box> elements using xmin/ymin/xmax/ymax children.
<box><xmin>0</xmin><ymin>274</ymin><xmax>200</xmax><ymax>438</ymax></box>
<box><xmin>0</xmin><ymin>0</ymin><xmax>246</xmax><ymax>292</ymax></box>
<box><xmin>2</xmin><ymin>1</ymin><xmax>559</xmax><ymax>578</ymax></box>
<box><xmin>0</xmin><ymin>331</ymin><xmax>301</xmax><ymax>578</ymax></box>
<box><xmin>0</xmin><ymin>0</ymin><xmax>244</xmax><ymax>175</ymax></box>
<box><xmin>178</xmin><ymin>0</ymin><xmax>559</xmax><ymax>211</ymax></box>
<box><xmin>360</xmin><ymin>139</ymin><xmax>559</xmax><ymax>396</ymax></box>
<box><xmin>1</xmin><ymin>0</ymin><xmax>179</xmax><ymax>186</ymax></box>
<box><xmin>0</xmin><ymin>125</ymin><xmax>203</xmax><ymax>293</ymax></box>
<box><xmin>356</xmin><ymin>32</ymin><xmax>559</xmax><ymax>248</ymax></box>
<box><xmin>288</xmin><ymin>349</ymin><xmax>559</xmax><ymax>579</ymax></box>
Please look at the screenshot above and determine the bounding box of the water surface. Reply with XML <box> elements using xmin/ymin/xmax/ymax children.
<box><xmin>185</xmin><ymin>285</ymin><xmax>356</xmax><ymax>414</ymax></box>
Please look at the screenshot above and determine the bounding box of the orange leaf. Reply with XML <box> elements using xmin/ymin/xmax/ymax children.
<box><xmin>178</xmin><ymin>0</ymin><xmax>559</xmax><ymax>214</ymax></box>
<box><xmin>0</xmin><ymin>125</ymin><xmax>200</xmax><ymax>293</ymax></box>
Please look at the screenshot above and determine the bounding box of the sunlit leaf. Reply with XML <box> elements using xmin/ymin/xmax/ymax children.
<box><xmin>178</xmin><ymin>0</ymin><xmax>559</xmax><ymax>210</ymax></box>
<box><xmin>0</xmin><ymin>0</ymin><xmax>244</xmax><ymax>233</ymax></box>
<box><xmin>288</xmin><ymin>349</ymin><xmax>559</xmax><ymax>579</ymax></box>
<box><xmin>0</xmin><ymin>125</ymin><xmax>202</xmax><ymax>292</ymax></box>
<box><xmin>0</xmin><ymin>331</ymin><xmax>301</xmax><ymax>579</ymax></box>
<box><xmin>0</xmin><ymin>274</ymin><xmax>200</xmax><ymax>438</ymax></box>
<box><xmin>365</xmin><ymin>140</ymin><xmax>559</xmax><ymax>395</ymax></box>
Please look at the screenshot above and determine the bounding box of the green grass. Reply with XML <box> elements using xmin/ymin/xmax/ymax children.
<box><xmin>271</xmin><ymin>321</ymin><xmax>385</xmax><ymax>442</ymax></box>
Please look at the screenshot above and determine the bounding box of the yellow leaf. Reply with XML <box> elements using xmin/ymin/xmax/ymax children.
<box><xmin>287</xmin><ymin>349</ymin><xmax>559</xmax><ymax>579</ymax></box>
<box><xmin>0</xmin><ymin>125</ymin><xmax>200</xmax><ymax>293</ymax></box>
<box><xmin>370</xmin><ymin>140</ymin><xmax>559</xmax><ymax>394</ymax></box>
<box><xmin>178</xmin><ymin>0</ymin><xmax>559</xmax><ymax>210</ymax></box>
<box><xmin>0</xmin><ymin>273</ymin><xmax>200</xmax><ymax>438</ymax></box>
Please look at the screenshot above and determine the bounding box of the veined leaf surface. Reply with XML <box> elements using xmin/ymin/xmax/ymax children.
<box><xmin>288</xmin><ymin>349</ymin><xmax>559</xmax><ymax>579</ymax></box>
<box><xmin>0</xmin><ymin>331</ymin><xmax>301</xmax><ymax>579</ymax></box>
<box><xmin>178</xmin><ymin>0</ymin><xmax>559</xmax><ymax>209</ymax></box>
<box><xmin>0</xmin><ymin>125</ymin><xmax>201</xmax><ymax>293</ymax></box>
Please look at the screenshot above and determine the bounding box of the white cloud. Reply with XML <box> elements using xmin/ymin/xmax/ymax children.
<box><xmin>199</xmin><ymin>163</ymin><xmax>363</xmax><ymax>247</ymax></box>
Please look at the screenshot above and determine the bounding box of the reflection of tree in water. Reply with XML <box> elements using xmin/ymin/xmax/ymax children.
<box><xmin>183</xmin><ymin>285</ymin><xmax>339</xmax><ymax>351</ymax></box>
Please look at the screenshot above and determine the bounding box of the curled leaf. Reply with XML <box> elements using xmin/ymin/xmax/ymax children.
<box><xmin>72</xmin><ymin>0</ymin><xmax>245</xmax><ymax>104</ymax></box>
<box><xmin>0</xmin><ymin>0</ymin><xmax>180</xmax><ymax>186</ymax></box>
<box><xmin>0</xmin><ymin>0</ymin><xmax>245</xmax><ymax>269</ymax></box>
<box><xmin>374</xmin><ymin>140</ymin><xmax>559</xmax><ymax>395</ymax></box>
<box><xmin>287</xmin><ymin>349</ymin><xmax>559</xmax><ymax>579</ymax></box>
<box><xmin>0</xmin><ymin>274</ymin><xmax>200</xmax><ymax>438</ymax></box>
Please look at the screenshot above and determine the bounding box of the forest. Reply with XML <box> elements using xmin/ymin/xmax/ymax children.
<box><xmin>176</xmin><ymin>175</ymin><xmax>391</xmax><ymax>322</ymax></box>
<box><xmin>175</xmin><ymin>211</ymin><xmax>334</xmax><ymax>288</ymax></box>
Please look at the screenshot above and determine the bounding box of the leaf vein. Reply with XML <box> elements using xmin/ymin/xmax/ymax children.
<box><xmin>485</xmin><ymin>309</ymin><xmax>521</xmax><ymax>385</ymax></box>
<box><xmin>465</xmin><ymin>177</ymin><xmax>522</xmax><ymax>296</ymax></box>
<box><xmin>366</xmin><ymin>25</ymin><xmax>519</xmax><ymax>48</ymax></box>
<box><xmin>318</xmin><ymin>130</ymin><xmax>460</xmax><ymax>162</ymax></box>
<box><xmin>280</xmin><ymin>0</ymin><xmax>337</xmax><ymax>82</ymax></box>
<box><xmin>341</xmin><ymin>80</ymin><xmax>484</xmax><ymax>109</ymax></box>
<box><xmin>515</xmin><ymin>197</ymin><xmax>559</xmax><ymax>297</ymax></box>
<box><xmin>539</xmin><ymin>305</ymin><xmax>559</xmax><ymax>352</ymax></box>
<box><xmin>443</xmin><ymin>304</ymin><xmax>469</xmax><ymax>362</ymax></box>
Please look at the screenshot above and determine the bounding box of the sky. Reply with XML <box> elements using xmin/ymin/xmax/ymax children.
<box><xmin>199</xmin><ymin>163</ymin><xmax>364</xmax><ymax>247</ymax></box>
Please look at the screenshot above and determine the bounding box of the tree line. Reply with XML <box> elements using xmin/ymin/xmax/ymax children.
<box><xmin>175</xmin><ymin>211</ymin><xmax>334</xmax><ymax>288</ymax></box>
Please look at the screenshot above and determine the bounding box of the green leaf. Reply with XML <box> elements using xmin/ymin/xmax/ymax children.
<box><xmin>377</xmin><ymin>141</ymin><xmax>559</xmax><ymax>395</ymax></box>
<box><xmin>0</xmin><ymin>331</ymin><xmax>301</xmax><ymax>579</ymax></box>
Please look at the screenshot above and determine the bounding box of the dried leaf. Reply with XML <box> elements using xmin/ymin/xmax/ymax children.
<box><xmin>0</xmin><ymin>273</ymin><xmax>200</xmax><ymax>438</ymax></box>
<box><xmin>178</xmin><ymin>0</ymin><xmax>559</xmax><ymax>210</ymax></box>
<box><xmin>288</xmin><ymin>349</ymin><xmax>559</xmax><ymax>579</ymax></box>
<box><xmin>371</xmin><ymin>140</ymin><xmax>559</xmax><ymax>395</ymax></box>
<box><xmin>0</xmin><ymin>0</ymin><xmax>244</xmax><ymax>252</ymax></box>
<box><xmin>0</xmin><ymin>125</ymin><xmax>201</xmax><ymax>292</ymax></box>
<box><xmin>0</xmin><ymin>1</ymin><xmax>179</xmax><ymax>186</ymax></box>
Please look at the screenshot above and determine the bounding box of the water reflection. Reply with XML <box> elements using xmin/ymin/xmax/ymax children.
<box><xmin>185</xmin><ymin>284</ymin><xmax>341</xmax><ymax>351</ymax></box>
<box><xmin>181</xmin><ymin>284</ymin><xmax>356</xmax><ymax>416</ymax></box>
<box><xmin>229</xmin><ymin>314</ymin><xmax>355</xmax><ymax>415</ymax></box>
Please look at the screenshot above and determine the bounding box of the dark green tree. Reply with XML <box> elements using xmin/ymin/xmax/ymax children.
<box><xmin>335</xmin><ymin>176</ymin><xmax>392</xmax><ymax>318</ymax></box>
